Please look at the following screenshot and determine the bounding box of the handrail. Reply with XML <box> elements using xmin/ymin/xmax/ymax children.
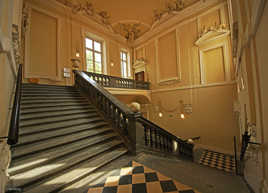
<box><xmin>137</xmin><ymin>116</ymin><xmax>199</xmax><ymax>158</ymax></box>
<box><xmin>74</xmin><ymin>70</ymin><xmax>198</xmax><ymax>157</ymax></box>
<box><xmin>75</xmin><ymin>71</ymin><xmax>134</xmax><ymax>114</ymax></box>
<box><xmin>83</xmin><ymin>71</ymin><xmax>150</xmax><ymax>90</ymax></box>
<box><xmin>7</xmin><ymin>64</ymin><xmax>22</xmax><ymax>145</ymax></box>
<box><xmin>137</xmin><ymin>116</ymin><xmax>184</xmax><ymax>143</ymax></box>
<box><xmin>73</xmin><ymin>70</ymin><xmax>138</xmax><ymax>152</ymax></box>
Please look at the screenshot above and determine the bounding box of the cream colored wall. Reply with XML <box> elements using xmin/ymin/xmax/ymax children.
<box><xmin>255</xmin><ymin>2</ymin><xmax>268</xmax><ymax>193</ymax></box>
<box><xmin>228</xmin><ymin>0</ymin><xmax>268</xmax><ymax>192</ymax></box>
<box><xmin>134</xmin><ymin>2</ymin><xmax>238</xmax><ymax>152</ymax></box>
<box><xmin>151</xmin><ymin>85</ymin><xmax>238</xmax><ymax>152</ymax></box>
<box><xmin>23</xmin><ymin>0</ymin><xmax>129</xmax><ymax>86</ymax></box>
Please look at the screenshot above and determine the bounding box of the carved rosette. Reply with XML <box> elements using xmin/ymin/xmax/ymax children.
<box><xmin>0</xmin><ymin>141</ymin><xmax>11</xmax><ymax>192</ymax></box>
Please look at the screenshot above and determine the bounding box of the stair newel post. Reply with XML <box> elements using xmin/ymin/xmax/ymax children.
<box><xmin>126</xmin><ymin>112</ymin><xmax>138</xmax><ymax>154</ymax></box>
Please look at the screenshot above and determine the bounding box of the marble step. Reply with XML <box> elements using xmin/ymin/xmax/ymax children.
<box><xmin>23</xmin><ymin>147</ymin><xmax>128</xmax><ymax>193</ymax></box>
<box><xmin>22</xmin><ymin>84</ymin><xmax>73</xmax><ymax>89</ymax></box>
<box><xmin>58</xmin><ymin>154</ymin><xmax>129</xmax><ymax>193</ymax></box>
<box><xmin>21</xmin><ymin>98</ymin><xmax>88</xmax><ymax>105</ymax></box>
<box><xmin>21</xmin><ymin>87</ymin><xmax>77</xmax><ymax>92</ymax></box>
<box><xmin>19</xmin><ymin>117</ymin><xmax>105</xmax><ymax>136</ymax></box>
<box><xmin>11</xmin><ymin>140</ymin><xmax>124</xmax><ymax>189</ymax></box>
<box><xmin>12</xmin><ymin>126</ymin><xmax>112</xmax><ymax>159</ymax></box>
<box><xmin>20</xmin><ymin>105</ymin><xmax>95</xmax><ymax>115</ymax></box>
<box><xmin>21</xmin><ymin>93</ymin><xmax>82</xmax><ymax>98</ymax></box>
<box><xmin>18</xmin><ymin>122</ymin><xmax>108</xmax><ymax>146</ymax></box>
<box><xmin>9</xmin><ymin>132</ymin><xmax>119</xmax><ymax>176</ymax></box>
<box><xmin>22</xmin><ymin>89</ymin><xmax>79</xmax><ymax>93</ymax></box>
<box><xmin>21</xmin><ymin>96</ymin><xmax>86</xmax><ymax>101</ymax></box>
<box><xmin>20</xmin><ymin>112</ymin><xmax>99</xmax><ymax>127</ymax></box>
<box><xmin>20</xmin><ymin>109</ymin><xmax>97</xmax><ymax>121</ymax></box>
<box><xmin>20</xmin><ymin>101</ymin><xmax>90</xmax><ymax>110</ymax></box>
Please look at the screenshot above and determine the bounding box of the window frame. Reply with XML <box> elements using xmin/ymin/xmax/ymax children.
<box><xmin>120</xmin><ymin>50</ymin><xmax>129</xmax><ymax>78</ymax></box>
<box><xmin>85</xmin><ymin>37</ymin><xmax>104</xmax><ymax>74</ymax></box>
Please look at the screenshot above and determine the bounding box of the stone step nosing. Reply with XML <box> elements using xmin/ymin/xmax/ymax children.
<box><xmin>20</xmin><ymin>114</ymin><xmax>99</xmax><ymax>128</ymax></box>
<box><xmin>9</xmin><ymin>134</ymin><xmax>119</xmax><ymax>175</ymax></box>
<box><xmin>21</xmin><ymin>97</ymin><xmax>86</xmax><ymax>101</ymax></box>
<box><xmin>21</xmin><ymin>100</ymin><xmax>88</xmax><ymax>105</ymax></box>
<box><xmin>20</xmin><ymin>110</ymin><xmax>97</xmax><ymax>121</ymax></box>
<box><xmin>17</xmin><ymin>123</ymin><xmax>108</xmax><ymax>146</ymax></box>
<box><xmin>12</xmin><ymin>128</ymin><xmax>113</xmax><ymax>159</ymax></box>
<box><xmin>20</xmin><ymin>106</ymin><xmax>95</xmax><ymax>115</ymax></box>
<box><xmin>19</xmin><ymin>119</ymin><xmax>107</xmax><ymax>136</ymax></box>
<box><xmin>20</xmin><ymin>103</ymin><xmax>90</xmax><ymax>110</ymax></box>
<box><xmin>19</xmin><ymin>147</ymin><xmax>127</xmax><ymax>192</ymax></box>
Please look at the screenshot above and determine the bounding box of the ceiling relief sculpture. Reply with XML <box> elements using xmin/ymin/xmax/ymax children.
<box><xmin>55</xmin><ymin>0</ymin><xmax>199</xmax><ymax>42</ymax></box>
<box><xmin>112</xmin><ymin>22</ymin><xmax>151</xmax><ymax>41</ymax></box>
<box><xmin>56</xmin><ymin>0</ymin><xmax>113</xmax><ymax>31</ymax></box>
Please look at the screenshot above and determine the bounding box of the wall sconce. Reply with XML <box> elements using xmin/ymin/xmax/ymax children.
<box><xmin>110</xmin><ymin>61</ymin><xmax>114</xmax><ymax>67</ymax></box>
<box><xmin>179</xmin><ymin>100</ymin><xmax>192</xmax><ymax>119</ymax></box>
<box><xmin>180</xmin><ymin>113</ymin><xmax>185</xmax><ymax>119</ymax></box>
<box><xmin>179</xmin><ymin>100</ymin><xmax>185</xmax><ymax>119</ymax></box>
<box><xmin>75</xmin><ymin>47</ymin><xmax>80</xmax><ymax>58</ymax></box>
<box><xmin>158</xmin><ymin>112</ymin><xmax>163</xmax><ymax>118</ymax></box>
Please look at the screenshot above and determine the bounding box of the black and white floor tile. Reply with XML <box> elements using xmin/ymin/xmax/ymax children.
<box><xmin>198</xmin><ymin>149</ymin><xmax>236</xmax><ymax>173</ymax></box>
<box><xmin>86</xmin><ymin>161</ymin><xmax>201</xmax><ymax>193</ymax></box>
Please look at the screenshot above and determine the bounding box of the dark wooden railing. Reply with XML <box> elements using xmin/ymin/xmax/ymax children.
<box><xmin>137</xmin><ymin>116</ymin><xmax>200</xmax><ymax>158</ymax></box>
<box><xmin>137</xmin><ymin>117</ymin><xmax>181</xmax><ymax>152</ymax></box>
<box><xmin>83</xmin><ymin>71</ymin><xmax>150</xmax><ymax>90</ymax></box>
<box><xmin>1</xmin><ymin>64</ymin><xmax>22</xmax><ymax>145</ymax></box>
<box><xmin>74</xmin><ymin>71</ymin><xmax>199</xmax><ymax>158</ymax></box>
<box><xmin>74</xmin><ymin>70</ymin><xmax>139</xmax><ymax>152</ymax></box>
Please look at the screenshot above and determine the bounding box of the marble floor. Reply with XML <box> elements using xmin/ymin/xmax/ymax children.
<box><xmin>61</xmin><ymin>152</ymin><xmax>251</xmax><ymax>193</ymax></box>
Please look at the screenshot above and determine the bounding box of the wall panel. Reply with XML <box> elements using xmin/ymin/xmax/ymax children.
<box><xmin>29</xmin><ymin>9</ymin><xmax>58</xmax><ymax>78</ymax></box>
<box><xmin>157</xmin><ymin>30</ymin><xmax>178</xmax><ymax>82</ymax></box>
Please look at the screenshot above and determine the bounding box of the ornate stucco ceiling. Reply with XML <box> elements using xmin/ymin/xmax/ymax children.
<box><xmin>56</xmin><ymin>0</ymin><xmax>199</xmax><ymax>41</ymax></box>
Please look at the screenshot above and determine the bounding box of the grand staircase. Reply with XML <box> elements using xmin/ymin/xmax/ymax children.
<box><xmin>8</xmin><ymin>83</ymin><xmax>128</xmax><ymax>193</ymax></box>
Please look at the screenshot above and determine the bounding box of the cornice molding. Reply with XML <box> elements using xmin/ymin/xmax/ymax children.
<box><xmin>152</xmin><ymin>81</ymin><xmax>236</xmax><ymax>93</ymax></box>
<box><xmin>133</xmin><ymin>0</ymin><xmax>225</xmax><ymax>47</ymax></box>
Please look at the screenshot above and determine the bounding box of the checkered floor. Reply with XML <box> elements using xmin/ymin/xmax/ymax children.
<box><xmin>198</xmin><ymin>149</ymin><xmax>236</xmax><ymax>173</ymax></box>
<box><xmin>86</xmin><ymin>161</ymin><xmax>201</xmax><ymax>193</ymax></box>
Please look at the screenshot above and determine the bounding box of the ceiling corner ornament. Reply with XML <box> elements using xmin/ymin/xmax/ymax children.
<box><xmin>56</xmin><ymin>0</ymin><xmax>114</xmax><ymax>32</ymax></box>
<box><xmin>116</xmin><ymin>23</ymin><xmax>142</xmax><ymax>42</ymax></box>
<box><xmin>195</xmin><ymin>23</ymin><xmax>230</xmax><ymax>46</ymax></box>
<box><xmin>152</xmin><ymin>0</ymin><xmax>186</xmax><ymax>28</ymax></box>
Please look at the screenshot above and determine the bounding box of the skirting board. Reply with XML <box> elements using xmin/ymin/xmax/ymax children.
<box><xmin>263</xmin><ymin>180</ymin><xmax>268</xmax><ymax>193</ymax></box>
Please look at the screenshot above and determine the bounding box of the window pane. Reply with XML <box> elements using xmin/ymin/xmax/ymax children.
<box><xmin>94</xmin><ymin>41</ymin><xmax>101</xmax><ymax>52</ymax></box>
<box><xmin>95</xmin><ymin>52</ymin><xmax>102</xmax><ymax>63</ymax></box>
<box><xmin>121</xmin><ymin>61</ymin><xmax>127</xmax><ymax>77</ymax></box>
<box><xmin>86</xmin><ymin>50</ymin><xmax>93</xmax><ymax>72</ymax></box>
<box><xmin>86</xmin><ymin>38</ymin><xmax>93</xmax><ymax>49</ymax></box>
<box><xmin>95</xmin><ymin>62</ymin><xmax>102</xmax><ymax>74</ymax></box>
<box><xmin>123</xmin><ymin>53</ymin><xmax>127</xmax><ymax>60</ymax></box>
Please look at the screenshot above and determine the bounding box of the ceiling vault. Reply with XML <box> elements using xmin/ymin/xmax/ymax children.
<box><xmin>55</xmin><ymin>0</ymin><xmax>201</xmax><ymax>42</ymax></box>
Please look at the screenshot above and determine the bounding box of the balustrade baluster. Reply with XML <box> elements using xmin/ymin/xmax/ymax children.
<box><xmin>169</xmin><ymin>139</ymin><xmax>173</xmax><ymax>152</ymax></box>
<box><xmin>154</xmin><ymin>129</ymin><xmax>158</xmax><ymax>148</ymax></box>
<box><xmin>150</xmin><ymin>128</ymin><xmax>153</xmax><ymax>147</ymax></box>
<box><xmin>144</xmin><ymin>125</ymin><xmax>148</xmax><ymax>146</ymax></box>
